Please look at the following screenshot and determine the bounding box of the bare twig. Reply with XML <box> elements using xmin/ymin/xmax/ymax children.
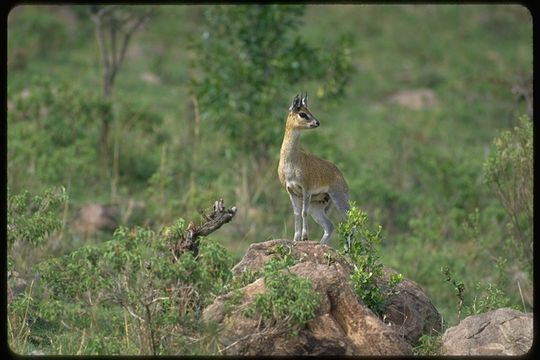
<box><xmin>17</xmin><ymin>280</ymin><xmax>34</xmax><ymax>341</ymax></box>
<box><xmin>217</xmin><ymin>326</ymin><xmax>283</xmax><ymax>354</ymax></box>
<box><xmin>123</xmin><ymin>308</ymin><xmax>130</xmax><ymax>349</ymax></box>
<box><xmin>218</xmin><ymin>333</ymin><xmax>252</xmax><ymax>354</ymax></box>
<box><xmin>173</xmin><ymin>199</ymin><xmax>237</xmax><ymax>258</ymax></box>
<box><xmin>143</xmin><ymin>302</ymin><xmax>157</xmax><ymax>355</ymax></box>
<box><xmin>149</xmin><ymin>296</ymin><xmax>170</xmax><ymax>305</ymax></box>
<box><xmin>124</xmin><ymin>305</ymin><xmax>145</xmax><ymax>323</ymax></box>
<box><xmin>76</xmin><ymin>328</ymin><xmax>87</xmax><ymax>355</ymax></box>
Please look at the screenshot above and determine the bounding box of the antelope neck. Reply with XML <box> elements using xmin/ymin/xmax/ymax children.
<box><xmin>280</xmin><ymin>125</ymin><xmax>302</xmax><ymax>163</ymax></box>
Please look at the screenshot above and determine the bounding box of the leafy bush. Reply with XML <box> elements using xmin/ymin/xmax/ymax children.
<box><xmin>13</xmin><ymin>220</ymin><xmax>233</xmax><ymax>355</ymax></box>
<box><xmin>8</xmin><ymin>280</ymin><xmax>38</xmax><ymax>354</ymax></box>
<box><xmin>442</xmin><ymin>265</ymin><xmax>520</xmax><ymax>321</ymax></box>
<box><xmin>8</xmin><ymin>186</ymin><xmax>68</xmax><ymax>249</ymax></box>
<box><xmin>245</xmin><ymin>250</ymin><xmax>320</xmax><ymax>334</ymax></box>
<box><xmin>7</xmin><ymin>187</ymin><xmax>69</xmax><ymax>354</ymax></box>
<box><xmin>413</xmin><ymin>334</ymin><xmax>442</xmax><ymax>356</ymax></box>
<box><xmin>441</xmin><ymin>266</ymin><xmax>466</xmax><ymax>320</ymax></box>
<box><xmin>465</xmin><ymin>283</ymin><xmax>519</xmax><ymax>316</ymax></box>
<box><xmin>483</xmin><ymin>115</ymin><xmax>533</xmax><ymax>276</ymax></box>
<box><xmin>337</xmin><ymin>202</ymin><xmax>402</xmax><ymax>315</ymax></box>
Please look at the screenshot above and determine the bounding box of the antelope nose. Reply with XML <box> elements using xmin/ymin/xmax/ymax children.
<box><xmin>314</xmin><ymin>120</ymin><xmax>320</xmax><ymax>127</ymax></box>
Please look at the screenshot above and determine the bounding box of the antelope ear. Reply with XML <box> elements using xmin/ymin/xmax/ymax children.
<box><xmin>301</xmin><ymin>92</ymin><xmax>308</xmax><ymax>106</ymax></box>
<box><xmin>289</xmin><ymin>94</ymin><xmax>301</xmax><ymax>112</ymax></box>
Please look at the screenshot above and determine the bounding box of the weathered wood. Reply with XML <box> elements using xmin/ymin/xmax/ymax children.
<box><xmin>173</xmin><ymin>199</ymin><xmax>237</xmax><ymax>258</ymax></box>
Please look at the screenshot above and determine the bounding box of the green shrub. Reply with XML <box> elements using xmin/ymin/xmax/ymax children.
<box><xmin>7</xmin><ymin>186</ymin><xmax>68</xmax><ymax>249</ymax></box>
<box><xmin>228</xmin><ymin>269</ymin><xmax>261</xmax><ymax>291</ymax></box>
<box><xmin>245</xmin><ymin>254</ymin><xmax>320</xmax><ymax>334</ymax></box>
<box><xmin>441</xmin><ymin>266</ymin><xmax>466</xmax><ymax>320</ymax></box>
<box><xmin>413</xmin><ymin>334</ymin><xmax>442</xmax><ymax>356</ymax></box>
<box><xmin>442</xmin><ymin>266</ymin><xmax>520</xmax><ymax>321</ymax></box>
<box><xmin>19</xmin><ymin>220</ymin><xmax>234</xmax><ymax>355</ymax></box>
<box><xmin>7</xmin><ymin>187</ymin><xmax>68</xmax><ymax>354</ymax></box>
<box><xmin>483</xmin><ymin>115</ymin><xmax>533</xmax><ymax>276</ymax></box>
<box><xmin>8</xmin><ymin>281</ymin><xmax>38</xmax><ymax>354</ymax></box>
<box><xmin>465</xmin><ymin>283</ymin><xmax>519</xmax><ymax>316</ymax></box>
<box><xmin>338</xmin><ymin>202</ymin><xmax>402</xmax><ymax>315</ymax></box>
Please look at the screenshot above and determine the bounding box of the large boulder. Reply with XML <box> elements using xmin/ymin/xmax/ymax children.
<box><xmin>381</xmin><ymin>267</ymin><xmax>442</xmax><ymax>345</ymax></box>
<box><xmin>441</xmin><ymin>308</ymin><xmax>533</xmax><ymax>355</ymax></box>
<box><xmin>72</xmin><ymin>203</ymin><xmax>120</xmax><ymax>236</ymax></box>
<box><xmin>388</xmin><ymin>88</ymin><xmax>438</xmax><ymax>110</ymax></box>
<box><xmin>204</xmin><ymin>239</ymin><xmax>441</xmax><ymax>355</ymax></box>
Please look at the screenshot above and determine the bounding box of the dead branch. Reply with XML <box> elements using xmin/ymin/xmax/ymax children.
<box><xmin>172</xmin><ymin>199</ymin><xmax>237</xmax><ymax>258</ymax></box>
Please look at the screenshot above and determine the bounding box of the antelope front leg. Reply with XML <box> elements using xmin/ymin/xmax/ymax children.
<box><xmin>287</xmin><ymin>189</ymin><xmax>303</xmax><ymax>241</ymax></box>
<box><xmin>301</xmin><ymin>190</ymin><xmax>312</xmax><ymax>240</ymax></box>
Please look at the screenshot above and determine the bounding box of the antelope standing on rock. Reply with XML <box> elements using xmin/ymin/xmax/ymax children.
<box><xmin>278</xmin><ymin>93</ymin><xmax>350</xmax><ymax>244</ymax></box>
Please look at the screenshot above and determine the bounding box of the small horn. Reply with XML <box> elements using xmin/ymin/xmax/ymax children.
<box><xmin>302</xmin><ymin>92</ymin><xmax>308</xmax><ymax>106</ymax></box>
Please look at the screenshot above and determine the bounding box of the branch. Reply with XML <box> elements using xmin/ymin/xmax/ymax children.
<box><xmin>92</xmin><ymin>12</ymin><xmax>111</xmax><ymax>78</ymax></box>
<box><xmin>90</xmin><ymin>5</ymin><xmax>116</xmax><ymax>22</ymax></box>
<box><xmin>116</xmin><ymin>10</ymin><xmax>153</xmax><ymax>68</ymax></box>
<box><xmin>217</xmin><ymin>326</ymin><xmax>284</xmax><ymax>354</ymax></box>
<box><xmin>123</xmin><ymin>304</ymin><xmax>145</xmax><ymax>323</ymax></box>
<box><xmin>172</xmin><ymin>199</ymin><xmax>237</xmax><ymax>258</ymax></box>
<box><xmin>110</xmin><ymin>20</ymin><xmax>117</xmax><ymax>72</ymax></box>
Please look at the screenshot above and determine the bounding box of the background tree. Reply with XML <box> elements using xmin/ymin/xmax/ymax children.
<box><xmin>191</xmin><ymin>5</ymin><xmax>353</xmax><ymax>159</ymax></box>
<box><xmin>89</xmin><ymin>5</ymin><xmax>154</xmax><ymax>177</ymax></box>
<box><xmin>189</xmin><ymin>4</ymin><xmax>353</xmax><ymax>214</ymax></box>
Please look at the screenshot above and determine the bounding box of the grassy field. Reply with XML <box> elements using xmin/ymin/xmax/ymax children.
<box><xmin>7</xmin><ymin>4</ymin><xmax>532</xmax><ymax>354</ymax></box>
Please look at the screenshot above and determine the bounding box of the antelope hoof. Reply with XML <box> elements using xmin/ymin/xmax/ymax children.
<box><xmin>320</xmin><ymin>234</ymin><xmax>330</xmax><ymax>245</ymax></box>
<box><xmin>301</xmin><ymin>233</ymin><xmax>308</xmax><ymax>241</ymax></box>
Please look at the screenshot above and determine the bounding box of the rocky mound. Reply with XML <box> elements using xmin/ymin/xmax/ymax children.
<box><xmin>203</xmin><ymin>239</ymin><xmax>442</xmax><ymax>355</ymax></box>
<box><xmin>441</xmin><ymin>308</ymin><xmax>533</xmax><ymax>355</ymax></box>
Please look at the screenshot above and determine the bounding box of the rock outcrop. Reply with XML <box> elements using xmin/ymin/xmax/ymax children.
<box><xmin>381</xmin><ymin>267</ymin><xmax>442</xmax><ymax>345</ymax></box>
<box><xmin>441</xmin><ymin>308</ymin><xmax>533</xmax><ymax>355</ymax></box>
<box><xmin>203</xmin><ymin>239</ymin><xmax>441</xmax><ymax>355</ymax></box>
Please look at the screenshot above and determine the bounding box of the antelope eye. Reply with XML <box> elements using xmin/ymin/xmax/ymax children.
<box><xmin>299</xmin><ymin>112</ymin><xmax>308</xmax><ymax>119</ymax></box>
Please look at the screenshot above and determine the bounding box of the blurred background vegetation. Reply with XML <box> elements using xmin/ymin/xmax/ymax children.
<box><xmin>7</xmin><ymin>4</ymin><xmax>532</xmax><ymax>355</ymax></box>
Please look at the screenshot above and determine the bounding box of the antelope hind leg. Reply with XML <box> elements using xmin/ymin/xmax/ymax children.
<box><xmin>310</xmin><ymin>201</ymin><xmax>334</xmax><ymax>244</ymax></box>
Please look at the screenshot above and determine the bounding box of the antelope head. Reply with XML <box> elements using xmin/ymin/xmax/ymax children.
<box><xmin>287</xmin><ymin>93</ymin><xmax>320</xmax><ymax>129</ymax></box>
